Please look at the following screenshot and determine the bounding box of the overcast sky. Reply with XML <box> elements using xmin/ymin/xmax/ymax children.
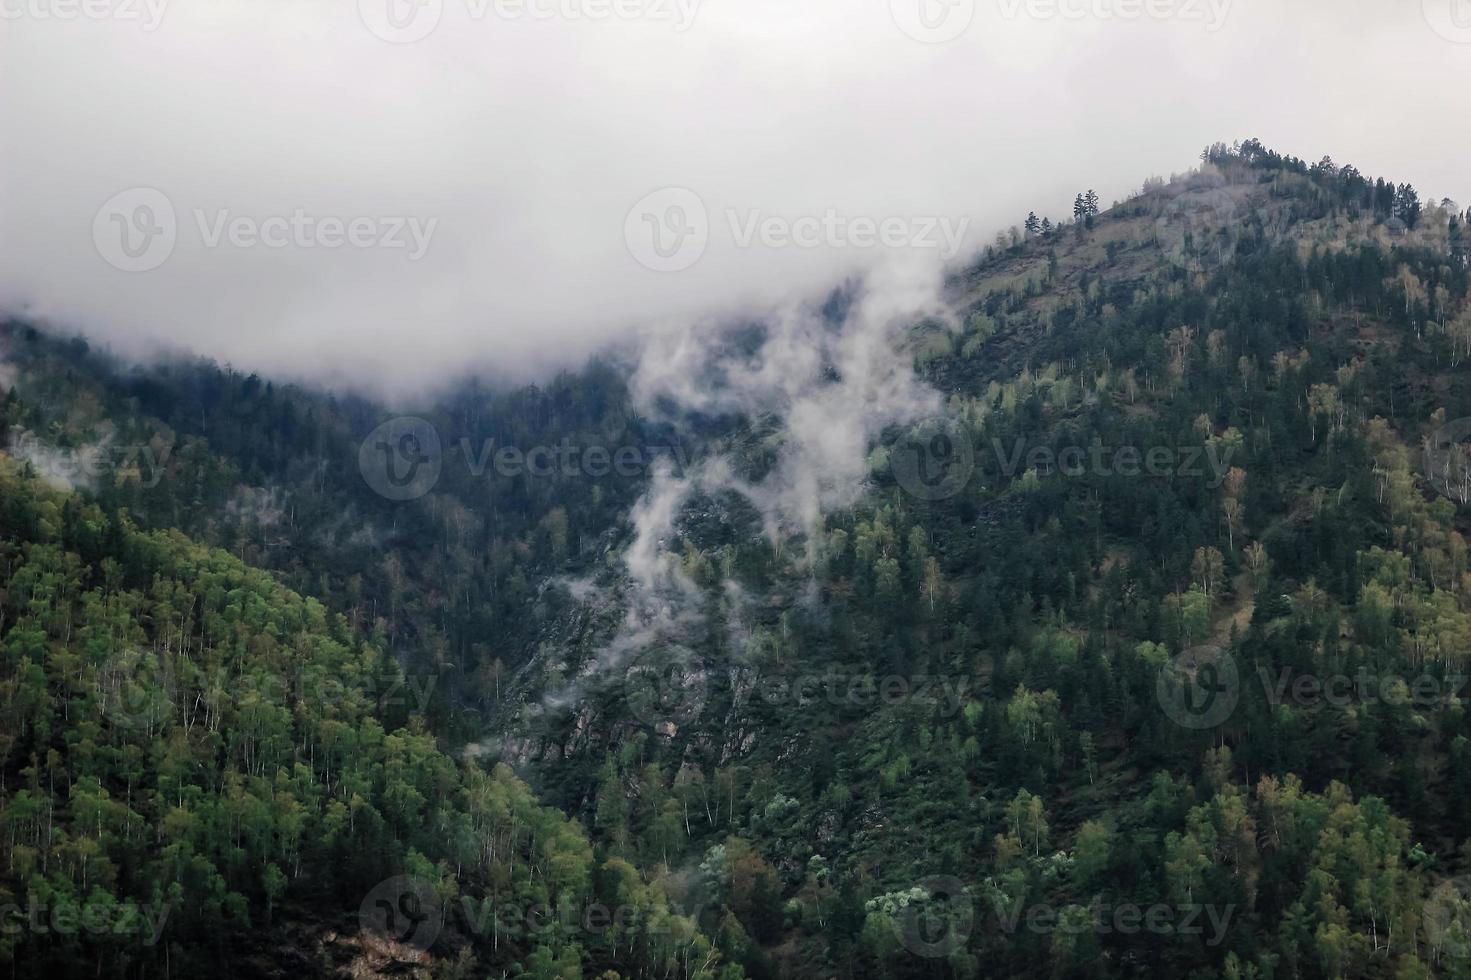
<box><xmin>2</xmin><ymin>0</ymin><xmax>1468</xmax><ymax>396</ymax></box>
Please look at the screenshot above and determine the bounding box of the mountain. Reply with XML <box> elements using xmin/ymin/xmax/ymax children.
<box><xmin>4</xmin><ymin>139</ymin><xmax>1471</xmax><ymax>978</ymax></box>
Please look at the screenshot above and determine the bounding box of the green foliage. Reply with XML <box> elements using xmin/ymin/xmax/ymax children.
<box><xmin>7</xmin><ymin>139</ymin><xmax>1471</xmax><ymax>977</ymax></box>
<box><xmin>0</xmin><ymin>461</ymin><xmax>735</xmax><ymax>978</ymax></box>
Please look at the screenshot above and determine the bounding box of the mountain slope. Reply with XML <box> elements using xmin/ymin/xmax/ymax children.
<box><xmin>0</xmin><ymin>459</ymin><xmax>740</xmax><ymax>978</ymax></box>
<box><xmin>4</xmin><ymin>139</ymin><xmax>1471</xmax><ymax>978</ymax></box>
<box><xmin>485</xmin><ymin>140</ymin><xmax>1471</xmax><ymax>978</ymax></box>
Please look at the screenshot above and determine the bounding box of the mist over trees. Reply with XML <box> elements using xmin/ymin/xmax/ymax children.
<box><xmin>4</xmin><ymin>141</ymin><xmax>1471</xmax><ymax>977</ymax></box>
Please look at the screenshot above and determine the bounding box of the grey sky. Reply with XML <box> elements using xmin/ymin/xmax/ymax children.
<box><xmin>1</xmin><ymin>0</ymin><xmax>1467</xmax><ymax>395</ymax></box>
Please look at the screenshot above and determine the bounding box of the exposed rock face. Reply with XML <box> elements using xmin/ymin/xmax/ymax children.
<box><xmin>339</xmin><ymin>931</ymin><xmax>435</xmax><ymax>979</ymax></box>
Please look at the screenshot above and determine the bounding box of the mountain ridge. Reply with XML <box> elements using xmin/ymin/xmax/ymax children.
<box><xmin>5</xmin><ymin>139</ymin><xmax>1471</xmax><ymax>978</ymax></box>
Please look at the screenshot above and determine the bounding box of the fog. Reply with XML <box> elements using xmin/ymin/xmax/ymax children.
<box><xmin>2</xmin><ymin>0</ymin><xmax>1469</xmax><ymax>395</ymax></box>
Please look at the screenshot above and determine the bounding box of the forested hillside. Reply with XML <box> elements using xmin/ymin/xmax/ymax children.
<box><xmin>5</xmin><ymin>140</ymin><xmax>1471</xmax><ymax>978</ymax></box>
<box><xmin>0</xmin><ymin>462</ymin><xmax>739</xmax><ymax>977</ymax></box>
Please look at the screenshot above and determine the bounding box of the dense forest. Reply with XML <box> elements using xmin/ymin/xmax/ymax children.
<box><xmin>4</xmin><ymin>140</ymin><xmax>1471</xmax><ymax>977</ymax></box>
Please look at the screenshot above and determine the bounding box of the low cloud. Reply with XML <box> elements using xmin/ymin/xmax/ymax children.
<box><xmin>568</xmin><ymin>254</ymin><xmax>948</xmax><ymax>716</ymax></box>
<box><xmin>4</xmin><ymin>1</ymin><xmax>1470</xmax><ymax>396</ymax></box>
